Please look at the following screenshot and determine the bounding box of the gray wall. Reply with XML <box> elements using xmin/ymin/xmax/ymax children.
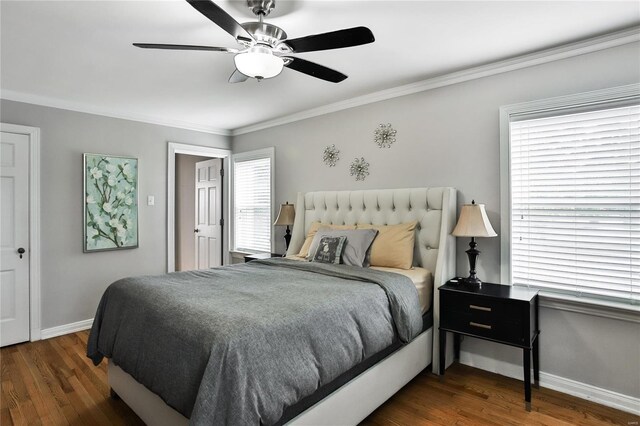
<box><xmin>232</xmin><ymin>42</ymin><xmax>640</xmax><ymax>397</ymax></box>
<box><xmin>0</xmin><ymin>99</ymin><xmax>230</xmax><ymax>329</ymax></box>
<box><xmin>175</xmin><ymin>154</ymin><xmax>212</xmax><ymax>271</ymax></box>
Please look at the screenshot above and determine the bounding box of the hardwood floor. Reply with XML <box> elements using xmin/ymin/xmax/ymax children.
<box><xmin>1</xmin><ymin>331</ymin><xmax>143</xmax><ymax>426</ymax></box>
<box><xmin>362</xmin><ymin>366</ymin><xmax>637</xmax><ymax>426</ymax></box>
<box><xmin>1</xmin><ymin>331</ymin><xmax>636</xmax><ymax>425</ymax></box>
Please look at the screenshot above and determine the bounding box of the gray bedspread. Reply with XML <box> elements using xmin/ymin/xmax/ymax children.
<box><xmin>87</xmin><ymin>258</ymin><xmax>423</xmax><ymax>425</ymax></box>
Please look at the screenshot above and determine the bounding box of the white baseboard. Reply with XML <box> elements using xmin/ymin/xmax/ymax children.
<box><xmin>40</xmin><ymin>318</ymin><xmax>94</xmax><ymax>340</ymax></box>
<box><xmin>459</xmin><ymin>351</ymin><xmax>640</xmax><ymax>416</ymax></box>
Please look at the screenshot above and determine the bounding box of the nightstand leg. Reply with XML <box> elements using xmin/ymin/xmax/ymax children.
<box><xmin>523</xmin><ymin>348</ymin><xmax>531</xmax><ymax>410</ymax></box>
<box><xmin>533</xmin><ymin>338</ymin><xmax>540</xmax><ymax>389</ymax></box>
<box><xmin>439</xmin><ymin>330</ymin><xmax>446</xmax><ymax>376</ymax></box>
<box><xmin>454</xmin><ymin>333</ymin><xmax>461</xmax><ymax>361</ymax></box>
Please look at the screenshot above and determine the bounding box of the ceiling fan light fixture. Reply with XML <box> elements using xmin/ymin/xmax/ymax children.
<box><xmin>234</xmin><ymin>46</ymin><xmax>283</xmax><ymax>79</ymax></box>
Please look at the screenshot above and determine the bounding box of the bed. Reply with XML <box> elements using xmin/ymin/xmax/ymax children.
<box><xmin>89</xmin><ymin>187</ymin><xmax>456</xmax><ymax>425</ymax></box>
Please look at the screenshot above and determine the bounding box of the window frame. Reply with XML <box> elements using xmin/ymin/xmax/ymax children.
<box><xmin>499</xmin><ymin>83</ymin><xmax>640</xmax><ymax>313</ymax></box>
<box><xmin>230</xmin><ymin>147</ymin><xmax>275</xmax><ymax>254</ymax></box>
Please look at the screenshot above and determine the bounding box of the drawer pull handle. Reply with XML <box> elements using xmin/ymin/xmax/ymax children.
<box><xmin>470</xmin><ymin>304</ymin><xmax>491</xmax><ymax>312</ymax></box>
<box><xmin>470</xmin><ymin>321</ymin><xmax>492</xmax><ymax>330</ymax></box>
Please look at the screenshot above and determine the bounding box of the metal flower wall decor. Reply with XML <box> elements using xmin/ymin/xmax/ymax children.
<box><xmin>323</xmin><ymin>144</ymin><xmax>340</xmax><ymax>167</ymax></box>
<box><xmin>374</xmin><ymin>123</ymin><xmax>397</xmax><ymax>148</ymax></box>
<box><xmin>349</xmin><ymin>157</ymin><xmax>370</xmax><ymax>181</ymax></box>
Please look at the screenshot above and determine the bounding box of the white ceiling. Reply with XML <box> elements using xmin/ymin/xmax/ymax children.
<box><xmin>2</xmin><ymin>1</ymin><xmax>639</xmax><ymax>133</ymax></box>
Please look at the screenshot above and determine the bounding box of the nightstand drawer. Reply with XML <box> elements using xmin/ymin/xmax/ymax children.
<box><xmin>440</xmin><ymin>291</ymin><xmax>531</xmax><ymax>346</ymax></box>
<box><xmin>441</xmin><ymin>292</ymin><xmax>523</xmax><ymax>324</ymax></box>
<box><xmin>441</xmin><ymin>309</ymin><xmax>526</xmax><ymax>345</ymax></box>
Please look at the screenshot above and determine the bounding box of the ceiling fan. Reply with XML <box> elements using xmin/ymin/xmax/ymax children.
<box><xmin>133</xmin><ymin>0</ymin><xmax>375</xmax><ymax>83</ymax></box>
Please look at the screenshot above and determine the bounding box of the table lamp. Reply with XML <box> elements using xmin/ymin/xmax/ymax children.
<box><xmin>274</xmin><ymin>202</ymin><xmax>295</xmax><ymax>252</ymax></box>
<box><xmin>452</xmin><ymin>200</ymin><xmax>497</xmax><ymax>285</ymax></box>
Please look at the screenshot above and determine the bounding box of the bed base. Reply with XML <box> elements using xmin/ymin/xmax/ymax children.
<box><xmin>108</xmin><ymin>328</ymin><xmax>432</xmax><ymax>425</ymax></box>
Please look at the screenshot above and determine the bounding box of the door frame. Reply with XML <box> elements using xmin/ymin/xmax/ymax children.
<box><xmin>167</xmin><ymin>142</ymin><xmax>231</xmax><ymax>273</ymax></box>
<box><xmin>0</xmin><ymin>123</ymin><xmax>41</xmax><ymax>341</ymax></box>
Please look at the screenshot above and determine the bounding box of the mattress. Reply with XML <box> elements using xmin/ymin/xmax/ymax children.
<box><xmin>371</xmin><ymin>266</ymin><xmax>432</xmax><ymax>314</ymax></box>
<box><xmin>286</xmin><ymin>256</ymin><xmax>433</xmax><ymax>314</ymax></box>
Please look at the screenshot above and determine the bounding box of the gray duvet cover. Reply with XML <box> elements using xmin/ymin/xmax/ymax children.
<box><xmin>87</xmin><ymin>258</ymin><xmax>423</xmax><ymax>425</ymax></box>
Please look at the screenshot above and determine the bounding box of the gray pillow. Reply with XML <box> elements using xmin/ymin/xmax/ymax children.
<box><xmin>307</xmin><ymin>229</ymin><xmax>378</xmax><ymax>267</ymax></box>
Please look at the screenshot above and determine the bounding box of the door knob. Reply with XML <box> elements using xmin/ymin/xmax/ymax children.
<box><xmin>17</xmin><ymin>247</ymin><xmax>25</xmax><ymax>259</ymax></box>
<box><xmin>194</xmin><ymin>229</ymin><xmax>200</xmax><ymax>233</ymax></box>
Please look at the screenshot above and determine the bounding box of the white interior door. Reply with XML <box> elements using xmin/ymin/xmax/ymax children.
<box><xmin>194</xmin><ymin>159</ymin><xmax>222</xmax><ymax>269</ymax></box>
<box><xmin>1</xmin><ymin>131</ymin><xmax>30</xmax><ymax>347</ymax></box>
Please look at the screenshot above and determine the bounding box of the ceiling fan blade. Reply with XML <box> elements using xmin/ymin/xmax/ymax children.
<box><xmin>229</xmin><ymin>69</ymin><xmax>249</xmax><ymax>83</ymax></box>
<box><xmin>133</xmin><ymin>43</ymin><xmax>238</xmax><ymax>53</ymax></box>
<box><xmin>283</xmin><ymin>57</ymin><xmax>347</xmax><ymax>83</ymax></box>
<box><xmin>284</xmin><ymin>27</ymin><xmax>374</xmax><ymax>53</ymax></box>
<box><xmin>186</xmin><ymin>0</ymin><xmax>254</xmax><ymax>42</ymax></box>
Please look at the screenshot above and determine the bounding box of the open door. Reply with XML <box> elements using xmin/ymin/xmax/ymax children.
<box><xmin>194</xmin><ymin>158</ymin><xmax>222</xmax><ymax>269</ymax></box>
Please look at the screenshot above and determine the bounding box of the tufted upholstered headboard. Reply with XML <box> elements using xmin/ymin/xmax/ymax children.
<box><xmin>285</xmin><ymin>187</ymin><xmax>457</xmax><ymax>373</ymax></box>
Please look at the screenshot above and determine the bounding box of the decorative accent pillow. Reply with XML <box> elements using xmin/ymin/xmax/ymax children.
<box><xmin>297</xmin><ymin>222</ymin><xmax>356</xmax><ymax>258</ymax></box>
<box><xmin>356</xmin><ymin>221</ymin><xmax>418</xmax><ymax>269</ymax></box>
<box><xmin>311</xmin><ymin>236</ymin><xmax>347</xmax><ymax>264</ymax></box>
<box><xmin>307</xmin><ymin>229</ymin><xmax>379</xmax><ymax>267</ymax></box>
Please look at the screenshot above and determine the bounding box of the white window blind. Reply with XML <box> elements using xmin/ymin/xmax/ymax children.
<box><xmin>510</xmin><ymin>104</ymin><xmax>639</xmax><ymax>304</ymax></box>
<box><xmin>233</xmin><ymin>156</ymin><xmax>271</xmax><ymax>253</ymax></box>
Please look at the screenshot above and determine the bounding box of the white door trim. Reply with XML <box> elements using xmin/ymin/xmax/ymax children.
<box><xmin>0</xmin><ymin>123</ymin><xmax>41</xmax><ymax>341</ymax></box>
<box><xmin>167</xmin><ymin>142</ymin><xmax>231</xmax><ymax>273</ymax></box>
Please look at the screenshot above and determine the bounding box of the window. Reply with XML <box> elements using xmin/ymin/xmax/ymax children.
<box><xmin>231</xmin><ymin>148</ymin><xmax>274</xmax><ymax>253</ymax></box>
<box><xmin>501</xmin><ymin>86</ymin><xmax>639</xmax><ymax>305</ymax></box>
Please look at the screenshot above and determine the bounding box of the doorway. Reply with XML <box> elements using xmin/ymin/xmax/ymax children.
<box><xmin>167</xmin><ymin>142</ymin><xmax>231</xmax><ymax>273</ymax></box>
<box><xmin>175</xmin><ymin>155</ymin><xmax>223</xmax><ymax>271</ymax></box>
<box><xmin>0</xmin><ymin>123</ymin><xmax>41</xmax><ymax>346</ymax></box>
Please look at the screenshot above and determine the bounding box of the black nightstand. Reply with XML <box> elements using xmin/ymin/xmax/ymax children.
<box><xmin>244</xmin><ymin>253</ymin><xmax>283</xmax><ymax>262</ymax></box>
<box><xmin>439</xmin><ymin>278</ymin><xmax>540</xmax><ymax>409</ymax></box>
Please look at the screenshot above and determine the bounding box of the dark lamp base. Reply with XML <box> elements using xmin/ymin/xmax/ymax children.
<box><xmin>464</xmin><ymin>237</ymin><xmax>482</xmax><ymax>287</ymax></box>
<box><xmin>464</xmin><ymin>276</ymin><xmax>482</xmax><ymax>287</ymax></box>
<box><xmin>283</xmin><ymin>225</ymin><xmax>291</xmax><ymax>252</ymax></box>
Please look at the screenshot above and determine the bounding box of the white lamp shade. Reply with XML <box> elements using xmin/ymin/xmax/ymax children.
<box><xmin>452</xmin><ymin>202</ymin><xmax>497</xmax><ymax>238</ymax></box>
<box><xmin>234</xmin><ymin>46</ymin><xmax>284</xmax><ymax>79</ymax></box>
<box><xmin>274</xmin><ymin>202</ymin><xmax>295</xmax><ymax>226</ymax></box>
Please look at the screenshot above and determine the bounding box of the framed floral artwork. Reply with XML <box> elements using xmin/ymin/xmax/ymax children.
<box><xmin>83</xmin><ymin>153</ymin><xmax>139</xmax><ymax>252</ymax></box>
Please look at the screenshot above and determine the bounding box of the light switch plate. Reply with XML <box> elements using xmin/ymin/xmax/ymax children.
<box><xmin>147</xmin><ymin>195</ymin><xmax>155</xmax><ymax>206</ymax></box>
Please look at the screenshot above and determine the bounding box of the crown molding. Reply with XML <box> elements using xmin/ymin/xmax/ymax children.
<box><xmin>0</xmin><ymin>90</ymin><xmax>232</xmax><ymax>136</ymax></box>
<box><xmin>231</xmin><ymin>26</ymin><xmax>640</xmax><ymax>136</ymax></box>
<box><xmin>2</xmin><ymin>26</ymin><xmax>637</xmax><ymax>138</ymax></box>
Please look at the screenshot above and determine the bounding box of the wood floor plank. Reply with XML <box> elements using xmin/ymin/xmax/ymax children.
<box><xmin>3</xmin><ymin>346</ymin><xmax>44</xmax><ymax>426</ymax></box>
<box><xmin>43</xmin><ymin>340</ymin><xmax>116</xmax><ymax>426</ymax></box>
<box><xmin>17</xmin><ymin>342</ymin><xmax>82</xmax><ymax>424</ymax></box>
<box><xmin>2</xmin><ymin>331</ymin><xmax>638</xmax><ymax>426</ymax></box>
<box><xmin>67</xmin><ymin>374</ymin><xmax>113</xmax><ymax>426</ymax></box>
<box><xmin>11</xmin><ymin>350</ymin><xmax>52</xmax><ymax>424</ymax></box>
<box><xmin>2</xmin><ymin>379</ymin><xmax>26</xmax><ymax>426</ymax></box>
<box><xmin>0</xmin><ymin>405</ymin><xmax>13</xmax><ymax>426</ymax></box>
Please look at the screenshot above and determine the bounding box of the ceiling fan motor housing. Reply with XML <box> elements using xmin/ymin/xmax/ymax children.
<box><xmin>247</xmin><ymin>0</ymin><xmax>276</xmax><ymax>17</ymax></box>
<box><xmin>240</xmin><ymin>22</ymin><xmax>288</xmax><ymax>49</ymax></box>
